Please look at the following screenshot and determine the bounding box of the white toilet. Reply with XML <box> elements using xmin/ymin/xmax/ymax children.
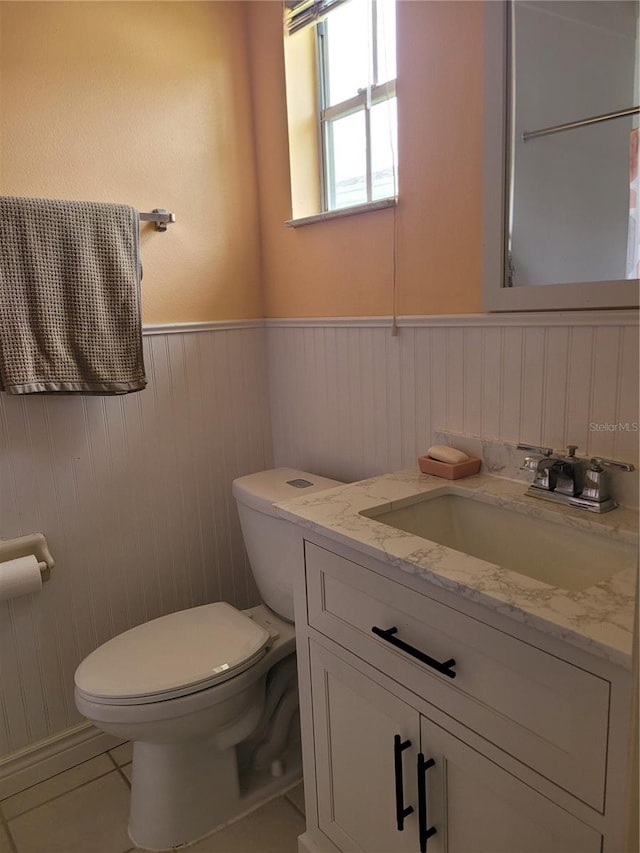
<box><xmin>74</xmin><ymin>468</ymin><xmax>342</xmax><ymax>851</ymax></box>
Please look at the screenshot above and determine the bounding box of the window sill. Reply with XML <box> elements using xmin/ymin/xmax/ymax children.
<box><xmin>285</xmin><ymin>197</ymin><xmax>397</xmax><ymax>228</ymax></box>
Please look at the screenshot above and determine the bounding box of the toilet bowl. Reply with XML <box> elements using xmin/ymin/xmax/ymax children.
<box><xmin>74</xmin><ymin>468</ymin><xmax>342</xmax><ymax>851</ymax></box>
<box><xmin>76</xmin><ymin>604</ymin><xmax>295</xmax><ymax>850</ymax></box>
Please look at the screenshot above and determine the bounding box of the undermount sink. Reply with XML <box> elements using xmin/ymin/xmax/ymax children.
<box><xmin>361</xmin><ymin>490</ymin><xmax>637</xmax><ymax>592</ymax></box>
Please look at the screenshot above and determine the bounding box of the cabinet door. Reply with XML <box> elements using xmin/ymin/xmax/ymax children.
<box><xmin>419</xmin><ymin>717</ymin><xmax>602</xmax><ymax>853</ymax></box>
<box><xmin>310</xmin><ymin>641</ymin><xmax>420</xmax><ymax>853</ymax></box>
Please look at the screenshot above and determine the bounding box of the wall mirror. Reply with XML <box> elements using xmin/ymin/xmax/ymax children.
<box><xmin>483</xmin><ymin>0</ymin><xmax>640</xmax><ymax>311</ymax></box>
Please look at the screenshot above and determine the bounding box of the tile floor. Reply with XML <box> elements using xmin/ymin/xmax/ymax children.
<box><xmin>0</xmin><ymin>744</ymin><xmax>305</xmax><ymax>853</ymax></box>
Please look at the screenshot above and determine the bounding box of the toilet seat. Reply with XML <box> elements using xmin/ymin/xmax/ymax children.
<box><xmin>74</xmin><ymin>603</ymin><xmax>270</xmax><ymax>706</ymax></box>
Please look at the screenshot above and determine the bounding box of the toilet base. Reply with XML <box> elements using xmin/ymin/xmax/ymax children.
<box><xmin>128</xmin><ymin>736</ymin><xmax>241</xmax><ymax>851</ymax></box>
<box><xmin>127</xmin><ymin>735</ymin><xmax>303</xmax><ymax>851</ymax></box>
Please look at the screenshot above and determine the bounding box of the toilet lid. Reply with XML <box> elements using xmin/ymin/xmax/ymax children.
<box><xmin>74</xmin><ymin>603</ymin><xmax>270</xmax><ymax>704</ymax></box>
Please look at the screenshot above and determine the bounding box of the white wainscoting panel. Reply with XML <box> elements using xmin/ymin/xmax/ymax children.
<box><xmin>0</xmin><ymin>326</ymin><xmax>272</xmax><ymax>757</ymax></box>
<box><xmin>266</xmin><ymin>319</ymin><xmax>639</xmax><ymax>485</ymax></box>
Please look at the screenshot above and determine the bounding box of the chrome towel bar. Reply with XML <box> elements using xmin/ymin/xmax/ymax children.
<box><xmin>139</xmin><ymin>208</ymin><xmax>176</xmax><ymax>232</ymax></box>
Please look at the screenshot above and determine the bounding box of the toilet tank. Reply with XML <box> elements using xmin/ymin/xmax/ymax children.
<box><xmin>232</xmin><ymin>468</ymin><xmax>343</xmax><ymax>622</ymax></box>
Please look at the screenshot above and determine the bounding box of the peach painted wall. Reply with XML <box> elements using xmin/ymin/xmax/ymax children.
<box><xmin>0</xmin><ymin>1</ymin><xmax>263</xmax><ymax>324</ymax></box>
<box><xmin>246</xmin><ymin>0</ymin><xmax>484</xmax><ymax>317</ymax></box>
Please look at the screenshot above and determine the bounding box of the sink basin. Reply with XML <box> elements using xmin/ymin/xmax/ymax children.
<box><xmin>362</xmin><ymin>490</ymin><xmax>637</xmax><ymax>592</ymax></box>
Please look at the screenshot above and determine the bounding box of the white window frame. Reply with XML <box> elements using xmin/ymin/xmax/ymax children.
<box><xmin>316</xmin><ymin>0</ymin><xmax>397</xmax><ymax>212</ymax></box>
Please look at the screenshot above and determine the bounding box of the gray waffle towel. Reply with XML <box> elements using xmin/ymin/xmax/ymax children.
<box><xmin>0</xmin><ymin>196</ymin><xmax>146</xmax><ymax>394</ymax></box>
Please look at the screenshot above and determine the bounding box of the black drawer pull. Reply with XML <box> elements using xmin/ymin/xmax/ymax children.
<box><xmin>371</xmin><ymin>626</ymin><xmax>456</xmax><ymax>679</ymax></box>
<box><xmin>393</xmin><ymin>735</ymin><xmax>414</xmax><ymax>831</ymax></box>
<box><xmin>417</xmin><ymin>754</ymin><xmax>437</xmax><ymax>853</ymax></box>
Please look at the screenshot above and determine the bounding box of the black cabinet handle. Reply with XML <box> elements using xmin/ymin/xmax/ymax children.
<box><xmin>417</xmin><ymin>753</ymin><xmax>437</xmax><ymax>853</ymax></box>
<box><xmin>393</xmin><ymin>735</ymin><xmax>414</xmax><ymax>831</ymax></box>
<box><xmin>371</xmin><ymin>626</ymin><xmax>457</xmax><ymax>679</ymax></box>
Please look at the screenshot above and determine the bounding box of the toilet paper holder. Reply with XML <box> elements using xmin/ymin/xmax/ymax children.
<box><xmin>0</xmin><ymin>534</ymin><xmax>55</xmax><ymax>582</ymax></box>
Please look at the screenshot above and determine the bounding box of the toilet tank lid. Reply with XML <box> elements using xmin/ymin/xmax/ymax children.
<box><xmin>232</xmin><ymin>468</ymin><xmax>343</xmax><ymax>516</ymax></box>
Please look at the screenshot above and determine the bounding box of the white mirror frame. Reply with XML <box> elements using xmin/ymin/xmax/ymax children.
<box><xmin>482</xmin><ymin>1</ymin><xmax>640</xmax><ymax>312</ymax></box>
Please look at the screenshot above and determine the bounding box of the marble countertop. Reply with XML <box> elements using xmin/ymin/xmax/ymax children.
<box><xmin>276</xmin><ymin>471</ymin><xmax>638</xmax><ymax>669</ymax></box>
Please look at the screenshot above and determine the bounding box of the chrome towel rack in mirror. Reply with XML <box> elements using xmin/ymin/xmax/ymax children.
<box><xmin>139</xmin><ymin>208</ymin><xmax>176</xmax><ymax>232</ymax></box>
<box><xmin>523</xmin><ymin>105</ymin><xmax>640</xmax><ymax>142</ymax></box>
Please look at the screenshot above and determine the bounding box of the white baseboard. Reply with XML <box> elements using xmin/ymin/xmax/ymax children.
<box><xmin>298</xmin><ymin>830</ymin><xmax>340</xmax><ymax>853</ymax></box>
<box><xmin>0</xmin><ymin>721</ymin><xmax>122</xmax><ymax>799</ymax></box>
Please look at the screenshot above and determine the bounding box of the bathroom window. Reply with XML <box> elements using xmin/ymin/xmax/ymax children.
<box><xmin>284</xmin><ymin>0</ymin><xmax>398</xmax><ymax>221</ymax></box>
<box><xmin>317</xmin><ymin>0</ymin><xmax>397</xmax><ymax>210</ymax></box>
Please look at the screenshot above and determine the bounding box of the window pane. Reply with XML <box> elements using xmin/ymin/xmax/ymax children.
<box><xmin>325</xmin><ymin>0</ymin><xmax>370</xmax><ymax>107</ymax></box>
<box><xmin>375</xmin><ymin>0</ymin><xmax>396</xmax><ymax>85</ymax></box>
<box><xmin>371</xmin><ymin>97</ymin><xmax>397</xmax><ymax>200</ymax></box>
<box><xmin>327</xmin><ymin>110</ymin><xmax>367</xmax><ymax>209</ymax></box>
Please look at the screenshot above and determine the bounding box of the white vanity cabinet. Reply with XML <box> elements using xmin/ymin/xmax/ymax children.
<box><xmin>296</xmin><ymin>539</ymin><xmax>634</xmax><ymax>853</ymax></box>
<box><xmin>310</xmin><ymin>641</ymin><xmax>601</xmax><ymax>853</ymax></box>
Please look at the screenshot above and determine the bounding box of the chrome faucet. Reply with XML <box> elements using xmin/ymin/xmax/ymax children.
<box><xmin>517</xmin><ymin>444</ymin><xmax>634</xmax><ymax>513</ymax></box>
<box><xmin>552</xmin><ymin>445</ymin><xmax>583</xmax><ymax>497</ymax></box>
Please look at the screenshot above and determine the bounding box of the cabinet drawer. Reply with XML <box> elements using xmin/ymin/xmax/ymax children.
<box><xmin>305</xmin><ymin>541</ymin><xmax>610</xmax><ymax>810</ymax></box>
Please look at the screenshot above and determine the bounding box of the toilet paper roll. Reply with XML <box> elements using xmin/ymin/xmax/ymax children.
<box><xmin>0</xmin><ymin>555</ymin><xmax>43</xmax><ymax>602</ymax></box>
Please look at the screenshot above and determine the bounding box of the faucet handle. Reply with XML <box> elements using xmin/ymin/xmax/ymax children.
<box><xmin>590</xmin><ymin>457</ymin><xmax>635</xmax><ymax>472</ymax></box>
<box><xmin>566</xmin><ymin>445</ymin><xmax>578</xmax><ymax>457</ymax></box>
<box><xmin>517</xmin><ymin>443</ymin><xmax>553</xmax><ymax>457</ymax></box>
